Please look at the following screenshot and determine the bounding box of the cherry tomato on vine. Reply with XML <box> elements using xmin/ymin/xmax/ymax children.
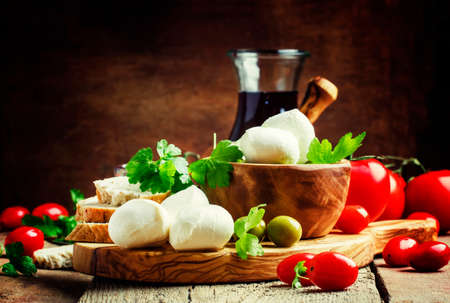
<box><xmin>405</xmin><ymin>170</ymin><xmax>450</xmax><ymax>232</ymax></box>
<box><xmin>407</xmin><ymin>212</ymin><xmax>440</xmax><ymax>234</ymax></box>
<box><xmin>346</xmin><ymin>159</ymin><xmax>390</xmax><ymax>222</ymax></box>
<box><xmin>382</xmin><ymin>236</ymin><xmax>418</xmax><ymax>267</ymax></box>
<box><xmin>0</xmin><ymin>206</ymin><xmax>30</xmax><ymax>229</ymax></box>
<box><xmin>277</xmin><ymin>253</ymin><xmax>315</xmax><ymax>286</ymax></box>
<box><xmin>335</xmin><ymin>205</ymin><xmax>369</xmax><ymax>234</ymax></box>
<box><xmin>378</xmin><ymin>171</ymin><xmax>406</xmax><ymax>220</ymax></box>
<box><xmin>409</xmin><ymin>241</ymin><xmax>450</xmax><ymax>272</ymax></box>
<box><xmin>309</xmin><ymin>252</ymin><xmax>358</xmax><ymax>291</ymax></box>
<box><xmin>32</xmin><ymin>203</ymin><xmax>69</xmax><ymax>221</ymax></box>
<box><xmin>5</xmin><ymin>226</ymin><xmax>44</xmax><ymax>257</ymax></box>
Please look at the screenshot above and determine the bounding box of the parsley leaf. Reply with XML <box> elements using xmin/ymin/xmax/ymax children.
<box><xmin>307</xmin><ymin>132</ymin><xmax>366</xmax><ymax>164</ymax></box>
<box><xmin>15</xmin><ymin>256</ymin><xmax>37</xmax><ymax>276</ymax></box>
<box><xmin>22</xmin><ymin>214</ymin><xmax>76</xmax><ymax>243</ymax></box>
<box><xmin>234</xmin><ymin>204</ymin><xmax>266</xmax><ymax>260</ymax></box>
<box><xmin>126</xmin><ymin>140</ymin><xmax>192</xmax><ymax>194</ymax></box>
<box><xmin>1</xmin><ymin>242</ymin><xmax>37</xmax><ymax>277</ymax></box>
<box><xmin>189</xmin><ymin>140</ymin><xmax>243</xmax><ymax>188</ymax></box>
<box><xmin>2</xmin><ymin>263</ymin><xmax>19</xmax><ymax>277</ymax></box>
<box><xmin>292</xmin><ymin>261</ymin><xmax>308</xmax><ymax>289</ymax></box>
<box><xmin>70</xmin><ymin>189</ymin><xmax>85</xmax><ymax>210</ymax></box>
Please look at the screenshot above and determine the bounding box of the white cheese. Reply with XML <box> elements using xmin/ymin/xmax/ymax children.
<box><xmin>108</xmin><ymin>199</ymin><xmax>170</xmax><ymax>248</ymax></box>
<box><xmin>33</xmin><ymin>245</ymin><xmax>73</xmax><ymax>269</ymax></box>
<box><xmin>169</xmin><ymin>204</ymin><xmax>234</xmax><ymax>251</ymax></box>
<box><xmin>238</xmin><ymin>126</ymin><xmax>300</xmax><ymax>164</ymax></box>
<box><xmin>161</xmin><ymin>185</ymin><xmax>209</xmax><ymax>224</ymax></box>
<box><xmin>262</xmin><ymin>109</ymin><xmax>315</xmax><ymax>164</ymax></box>
<box><xmin>93</xmin><ymin>176</ymin><xmax>158</xmax><ymax>206</ymax></box>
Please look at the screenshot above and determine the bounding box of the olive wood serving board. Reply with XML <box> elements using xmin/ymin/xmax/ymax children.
<box><xmin>73</xmin><ymin>219</ymin><xmax>437</xmax><ymax>284</ymax></box>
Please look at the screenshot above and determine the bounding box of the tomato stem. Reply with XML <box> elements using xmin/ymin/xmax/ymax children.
<box><xmin>350</xmin><ymin>155</ymin><xmax>426</xmax><ymax>176</ymax></box>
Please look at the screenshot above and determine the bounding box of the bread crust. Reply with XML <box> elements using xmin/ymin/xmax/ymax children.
<box><xmin>76</xmin><ymin>193</ymin><xmax>170</xmax><ymax>223</ymax></box>
<box><xmin>65</xmin><ymin>223</ymin><xmax>113</xmax><ymax>243</ymax></box>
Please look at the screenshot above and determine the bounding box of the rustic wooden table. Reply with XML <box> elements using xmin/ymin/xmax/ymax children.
<box><xmin>0</xmin><ymin>233</ymin><xmax>449</xmax><ymax>303</ymax></box>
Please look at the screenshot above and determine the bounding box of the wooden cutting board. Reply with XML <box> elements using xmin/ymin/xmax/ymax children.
<box><xmin>73</xmin><ymin>219</ymin><xmax>437</xmax><ymax>284</ymax></box>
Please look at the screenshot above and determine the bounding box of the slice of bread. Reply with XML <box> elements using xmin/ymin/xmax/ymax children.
<box><xmin>34</xmin><ymin>245</ymin><xmax>74</xmax><ymax>269</ymax></box>
<box><xmin>76</xmin><ymin>193</ymin><xmax>170</xmax><ymax>223</ymax></box>
<box><xmin>65</xmin><ymin>223</ymin><xmax>112</xmax><ymax>243</ymax></box>
<box><xmin>75</xmin><ymin>196</ymin><xmax>117</xmax><ymax>223</ymax></box>
<box><xmin>94</xmin><ymin>176</ymin><xmax>169</xmax><ymax>206</ymax></box>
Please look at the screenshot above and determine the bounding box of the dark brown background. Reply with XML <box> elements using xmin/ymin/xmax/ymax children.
<box><xmin>3</xmin><ymin>0</ymin><xmax>449</xmax><ymax>211</ymax></box>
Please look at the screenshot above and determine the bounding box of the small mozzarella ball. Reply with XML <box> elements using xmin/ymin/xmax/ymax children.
<box><xmin>108</xmin><ymin>199</ymin><xmax>170</xmax><ymax>248</ymax></box>
<box><xmin>169</xmin><ymin>204</ymin><xmax>234</xmax><ymax>251</ymax></box>
<box><xmin>161</xmin><ymin>185</ymin><xmax>209</xmax><ymax>224</ymax></box>
<box><xmin>238</xmin><ymin>127</ymin><xmax>300</xmax><ymax>164</ymax></box>
<box><xmin>262</xmin><ymin>109</ymin><xmax>315</xmax><ymax>164</ymax></box>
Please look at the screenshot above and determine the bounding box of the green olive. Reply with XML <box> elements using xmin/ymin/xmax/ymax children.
<box><xmin>267</xmin><ymin>216</ymin><xmax>302</xmax><ymax>247</ymax></box>
<box><xmin>232</xmin><ymin>217</ymin><xmax>266</xmax><ymax>242</ymax></box>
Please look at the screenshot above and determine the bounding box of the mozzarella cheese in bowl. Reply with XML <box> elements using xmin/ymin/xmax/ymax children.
<box><xmin>108</xmin><ymin>199</ymin><xmax>170</xmax><ymax>248</ymax></box>
<box><xmin>238</xmin><ymin>126</ymin><xmax>300</xmax><ymax>164</ymax></box>
<box><xmin>169</xmin><ymin>204</ymin><xmax>234</xmax><ymax>251</ymax></box>
<box><xmin>262</xmin><ymin>109</ymin><xmax>315</xmax><ymax>164</ymax></box>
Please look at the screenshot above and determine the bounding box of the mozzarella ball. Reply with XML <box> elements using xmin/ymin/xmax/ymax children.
<box><xmin>262</xmin><ymin>109</ymin><xmax>315</xmax><ymax>164</ymax></box>
<box><xmin>108</xmin><ymin>199</ymin><xmax>170</xmax><ymax>248</ymax></box>
<box><xmin>238</xmin><ymin>126</ymin><xmax>300</xmax><ymax>164</ymax></box>
<box><xmin>169</xmin><ymin>205</ymin><xmax>234</xmax><ymax>251</ymax></box>
<box><xmin>161</xmin><ymin>185</ymin><xmax>209</xmax><ymax>224</ymax></box>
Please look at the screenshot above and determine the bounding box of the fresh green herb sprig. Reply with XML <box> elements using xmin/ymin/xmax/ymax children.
<box><xmin>126</xmin><ymin>139</ymin><xmax>192</xmax><ymax>194</ymax></box>
<box><xmin>22</xmin><ymin>215</ymin><xmax>77</xmax><ymax>243</ymax></box>
<box><xmin>307</xmin><ymin>132</ymin><xmax>366</xmax><ymax>164</ymax></box>
<box><xmin>292</xmin><ymin>261</ymin><xmax>309</xmax><ymax>288</ymax></box>
<box><xmin>70</xmin><ymin>189</ymin><xmax>85</xmax><ymax>210</ymax></box>
<box><xmin>234</xmin><ymin>204</ymin><xmax>266</xmax><ymax>260</ymax></box>
<box><xmin>0</xmin><ymin>242</ymin><xmax>37</xmax><ymax>277</ymax></box>
<box><xmin>189</xmin><ymin>140</ymin><xmax>244</xmax><ymax>188</ymax></box>
<box><xmin>22</xmin><ymin>189</ymin><xmax>82</xmax><ymax>244</ymax></box>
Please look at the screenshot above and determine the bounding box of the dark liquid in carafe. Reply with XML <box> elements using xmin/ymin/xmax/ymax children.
<box><xmin>229</xmin><ymin>91</ymin><xmax>298</xmax><ymax>141</ymax></box>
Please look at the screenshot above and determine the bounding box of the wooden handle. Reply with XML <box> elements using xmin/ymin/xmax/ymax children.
<box><xmin>299</xmin><ymin>76</ymin><xmax>338</xmax><ymax>123</ymax></box>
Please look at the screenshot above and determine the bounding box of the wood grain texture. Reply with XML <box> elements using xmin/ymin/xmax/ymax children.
<box><xmin>362</xmin><ymin>219</ymin><xmax>438</xmax><ymax>253</ymax></box>
<box><xmin>373</xmin><ymin>235</ymin><xmax>450</xmax><ymax>303</ymax></box>
<box><xmin>205</xmin><ymin>161</ymin><xmax>351</xmax><ymax>238</ymax></box>
<box><xmin>72</xmin><ymin>220</ymin><xmax>436</xmax><ymax>284</ymax></box>
<box><xmin>79</xmin><ymin>267</ymin><xmax>381</xmax><ymax>303</ymax></box>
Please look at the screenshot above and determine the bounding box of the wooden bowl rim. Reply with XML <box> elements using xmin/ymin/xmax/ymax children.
<box><xmin>230</xmin><ymin>160</ymin><xmax>350</xmax><ymax>171</ymax></box>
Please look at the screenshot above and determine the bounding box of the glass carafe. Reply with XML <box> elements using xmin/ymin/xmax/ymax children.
<box><xmin>228</xmin><ymin>49</ymin><xmax>310</xmax><ymax>140</ymax></box>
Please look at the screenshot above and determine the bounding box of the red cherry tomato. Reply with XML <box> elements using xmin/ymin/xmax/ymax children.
<box><xmin>277</xmin><ymin>253</ymin><xmax>315</xmax><ymax>286</ymax></box>
<box><xmin>346</xmin><ymin>159</ymin><xmax>390</xmax><ymax>222</ymax></box>
<box><xmin>0</xmin><ymin>206</ymin><xmax>30</xmax><ymax>229</ymax></box>
<box><xmin>5</xmin><ymin>226</ymin><xmax>44</xmax><ymax>257</ymax></box>
<box><xmin>309</xmin><ymin>252</ymin><xmax>358</xmax><ymax>291</ymax></box>
<box><xmin>382</xmin><ymin>236</ymin><xmax>418</xmax><ymax>267</ymax></box>
<box><xmin>405</xmin><ymin>170</ymin><xmax>450</xmax><ymax>232</ymax></box>
<box><xmin>335</xmin><ymin>205</ymin><xmax>369</xmax><ymax>234</ymax></box>
<box><xmin>32</xmin><ymin>203</ymin><xmax>69</xmax><ymax>220</ymax></box>
<box><xmin>378</xmin><ymin>171</ymin><xmax>406</xmax><ymax>220</ymax></box>
<box><xmin>407</xmin><ymin>212</ymin><xmax>440</xmax><ymax>234</ymax></box>
<box><xmin>409</xmin><ymin>241</ymin><xmax>450</xmax><ymax>272</ymax></box>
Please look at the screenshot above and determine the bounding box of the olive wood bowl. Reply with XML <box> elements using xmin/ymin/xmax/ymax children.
<box><xmin>204</xmin><ymin>161</ymin><xmax>351</xmax><ymax>239</ymax></box>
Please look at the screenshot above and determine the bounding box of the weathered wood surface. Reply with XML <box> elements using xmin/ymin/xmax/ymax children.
<box><xmin>79</xmin><ymin>266</ymin><xmax>382</xmax><ymax>303</ymax></box>
<box><xmin>72</xmin><ymin>219</ymin><xmax>435</xmax><ymax>284</ymax></box>
<box><xmin>0</xmin><ymin>254</ymin><xmax>92</xmax><ymax>303</ymax></box>
<box><xmin>373</xmin><ymin>235</ymin><xmax>450</xmax><ymax>303</ymax></box>
<box><xmin>205</xmin><ymin>161</ymin><xmax>352</xmax><ymax>238</ymax></box>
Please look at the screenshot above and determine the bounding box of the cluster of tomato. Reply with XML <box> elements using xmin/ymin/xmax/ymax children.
<box><xmin>338</xmin><ymin>160</ymin><xmax>449</xmax><ymax>234</ymax></box>
<box><xmin>0</xmin><ymin>203</ymin><xmax>69</xmax><ymax>257</ymax></box>
<box><xmin>276</xmin><ymin>160</ymin><xmax>449</xmax><ymax>291</ymax></box>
